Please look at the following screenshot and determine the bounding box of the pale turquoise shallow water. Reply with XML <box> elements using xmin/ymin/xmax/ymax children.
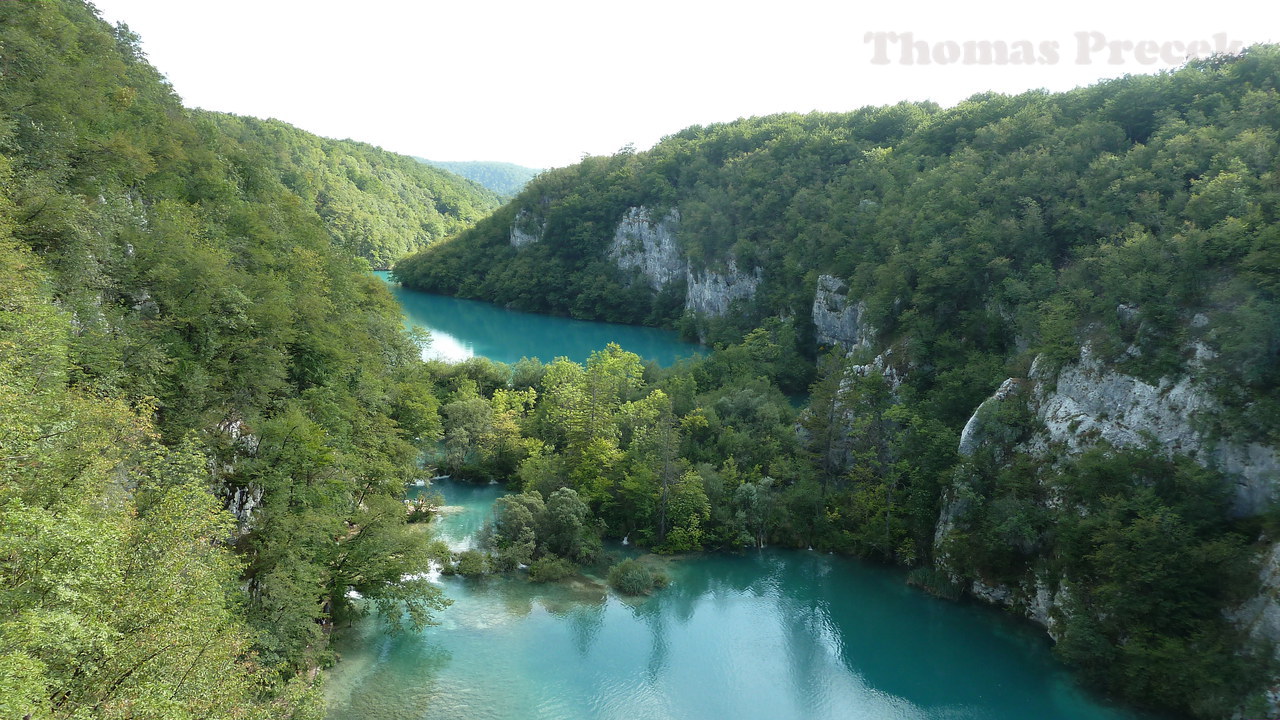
<box><xmin>324</xmin><ymin>482</ymin><xmax>1152</xmax><ymax>720</ymax></box>
<box><xmin>374</xmin><ymin>271</ymin><xmax>703</xmax><ymax>366</ymax></box>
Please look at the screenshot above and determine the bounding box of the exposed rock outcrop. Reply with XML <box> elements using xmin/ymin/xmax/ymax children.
<box><xmin>812</xmin><ymin>275</ymin><xmax>872</xmax><ymax>351</ymax></box>
<box><xmin>509</xmin><ymin>209</ymin><xmax>543</xmax><ymax>248</ymax></box>
<box><xmin>1230</xmin><ymin>542</ymin><xmax>1280</xmax><ymax>653</ymax></box>
<box><xmin>1027</xmin><ymin>346</ymin><xmax>1278</xmax><ymax>516</ymax></box>
<box><xmin>847</xmin><ymin>347</ymin><xmax>904</xmax><ymax>390</ymax></box>
<box><xmin>945</xmin><ymin>343</ymin><xmax>1277</xmax><ymax>519</ymax></box>
<box><xmin>964</xmin><ymin>574</ymin><xmax>1071</xmax><ymax>640</ymax></box>
<box><xmin>213</xmin><ymin>417</ymin><xmax>262</xmax><ymax>532</ymax></box>
<box><xmin>936</xmin><ymin>341</ymin><xmax>1280</xmax><ymax>649</ymax></box>
<box><xmin>229</xmin><ymin>485</ymin><xmax>263</xmax><ymax>530</ymax></box>
<box><xmin>1230</xmin><ymin>541</ymin><xmax>1280</xmax><ymax>715</ymax></box>
<box><xmin>604</xmin><ymin>205</ymin><xmax>762</xmax><ymax>319</ymax></box>
<box><xmin>685</xmin><ymin>259</ymin><xmax>761</xmax><ymax>317</ymax></box>
<box><xmin>609</xmin><ymin>207</ymin><xmax>686</xmax><ymax>291</ymax></box>
<box><xmin>957</xmin><ymin>378</ymin><xmax>1022</xmax><ymax>457</ymax></box>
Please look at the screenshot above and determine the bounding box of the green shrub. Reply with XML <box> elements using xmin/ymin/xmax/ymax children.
<box><xmin>906</xmin><ymin>566</ymin><xmax>961</xmax><ymax>601</ymax></box>
<box><xmin>426</xmin><ymin>540</ymin><xmax>453</xmax><ymax>566</ymax></box>
<box><xmin>608</xmin><ymin>559</ymin><xmax>659</xmax><ymax>595</ymax></box>
<box><xmin>650</xmin><ymin>568</ymin><xmax>670</xmax><ymax>589</ymax></box>
<box><xmin>454</xmin><ymin>549</ymin><xmax>490</xmax><ymax>576</ymax></box>
<box><xmin>527</xmin><ymin>556</ymin><xmax>576</xmax><ymax>583</ymax></box>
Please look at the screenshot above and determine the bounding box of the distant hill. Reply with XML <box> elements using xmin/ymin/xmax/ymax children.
<box><xmin>205</xmin><ymin>113</ymin><xmax>502</xmax><ymax>268</ymax></box>
<box><xmin>417</xmin><ymin>159</ymin><xmax>542</xmax><ymax>198</ymax></box>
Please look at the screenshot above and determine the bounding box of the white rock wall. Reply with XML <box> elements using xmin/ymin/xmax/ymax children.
<box><xmin>812</xmin><ymin>275</ymin><xmax>872</xmax><ymax>351</ymax></box>
<box><xmin>685</xmin><ymin>259</ymin><xmax>761</xmax><ymax>317</ymax></box>
<box><xmin>608</xmin><ymin>207</ymin><xmax>686</xmax><ymax>290</ymax></box>
<box><xmin>1029</xmin><ymin>346</ymin><xmax>1278</xmax><ymax>516</ymax></box>
<box><xmin>509</xmin><ymin>209</ymin><xmax>542</xmax><ymax>248</ymax></box>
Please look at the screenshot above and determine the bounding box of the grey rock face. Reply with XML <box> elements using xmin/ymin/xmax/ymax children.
<box><xmin>812</xmin><ymin>275</ymin><xmax>872</xmax><ymax>351</ymax></box>
<box><xmin>847</xmin><ymin>348</ymin><xmax>904</xmax><ymax>390</ymax></box>
<box><xmin>1228</xmin><ymin>540</ymin><xmax>1280</xmax><ymax>716</ymax></box>
<box><xmin>1032</xmin><ymin>345</ymin><xmax>1278</xmax><ymax>516</ymax></box>
<box><xmin>229</xmin><ymin>485</ymin><xmax>263</xmax><ymax>529</ymax></box>
<box><xmin>1230</xmin><ymin>542</ymin><xmax>1280</xmax><ymax>650</ymax></box>
<box><xmin>966</xmin><ymin>574</ymin><xmax>1070</xmax><ymax>638</ymax></box>
<box><xmin>945</xmin><ymin>345</ymin><xmax>1277</xmax><ymax>518</ymax></box>
<box><xmin>509</xmin><ymin>209</ymin><xmax>542</xmax><ymax>248</ymax></box>
<box><xmin>605</xmin><ymin>205</ymin><xmax>761</xmax><ymax>319</ymax></box>
<box><xmin>212</xmin><ymin>418</ymin><xmax>262</xmax><ymax>532</ymax></box>
<box><xmin>685</xmin><ymin>258</ymin><xmax>761</xmax><ymax>317</ymax></box>
<box><xmin>609</xmin><ymin>207</ymin><xmax>686</xmax><ymax>291</ymax></box>
<box><xmin>957</xmin><ymin>378</ymin><xmax>1022</xmax><ymax>456</ymax></box>
<box><xmin>937</xmin><ymin>342</ymin><xmax>1280</xmax><ymax>650</ymax></box>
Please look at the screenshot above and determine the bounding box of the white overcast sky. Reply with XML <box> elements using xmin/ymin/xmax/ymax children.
<box><xmin>90</xmin><ymin>0</ymin><xmax>1278</xmax><ymax>170</ymax></box>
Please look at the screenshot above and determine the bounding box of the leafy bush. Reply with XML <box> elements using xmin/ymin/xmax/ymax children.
<box><xmin>906</xmin><ymin>566</ymin><xmax>961</xmax><ymax>601</ymax></box>
<box><xmin>527</xmin><ymin>556</ymin><xmax>577</xmax><ymax>583</ymax></box>
<box><xmin>650</xmin><ymin>568</ymin><xmax>671</xmax><ymax>589</ymax></box>
<box><xmin>454</xmin><ymin>549</ymin><xmax>490</xmax><ymax>576</ymax></box>
<box><xmin>608</xmin><ymin>559</ymin><xmax>661</xmax><ymax>595</ymax></box>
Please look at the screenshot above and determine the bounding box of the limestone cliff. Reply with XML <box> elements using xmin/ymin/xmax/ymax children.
<box><xmin>1025</xmin><ymin>346</ymin><xmax>1278</xmax><ymax>516</ymax></box>
<box><xmin>936</xmin><ymin>341</ymin><xmax>1280</xmax><ymax>702</ymax></box>
<box><xmin>812</xmin><ymin>275</ymin><xmax>873</xmax><ymax>352</ymax></box>
<box><xmin>509</xmin><ymin>209</ymin><xmax>543</xmax><ymax>248</ymax></box>
<box><xmin>685</xmin><ymin>259</ymin><xmax>761</xmax><ymax>317</ymax></box>
<box><xmin>213</xmin><ymin>417</ymin><xmax>263</xmax><ymax>532</ymax></box>
<box><xmin>945</xmin><ymin>340</ymin><xmax>1277</xmax><ymax>527</ymax></box>
<box><xmin>605</xmin><ymin>206</ymin><xmax>763</xmax><ymax>318</ymax></box>
<box><xmin>608</xmin><ymin>207</ymin><xmax>685</xmax><ymax>291</ymax></box>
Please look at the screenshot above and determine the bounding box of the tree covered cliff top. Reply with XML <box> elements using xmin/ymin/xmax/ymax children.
<box><xmin>396</xmin><ymin>46</ymin><xmax>1280</xmax><ymax>437</ymax></box>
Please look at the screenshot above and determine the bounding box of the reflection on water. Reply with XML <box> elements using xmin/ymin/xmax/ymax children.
<box><xmin>373</xmin><ymin>272</ymin><xmax>703</xmax><ymax>366</ymax></box>
<box><xmin>324</xmin><ymin>481</ymin><xmax>1153</xmax><ymax>720</ymax></box>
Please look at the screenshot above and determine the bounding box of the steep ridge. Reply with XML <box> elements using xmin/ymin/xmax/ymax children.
<box><xmin>0</xmin><ymin>3</ymin><xmax>449</xmax><ymax>715</ymax></box>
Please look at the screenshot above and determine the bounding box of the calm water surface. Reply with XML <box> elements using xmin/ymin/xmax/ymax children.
<box><xmin>374</xmin><ymin>271</ymin><xmax>702</xmax><ymax>366</ymax></box>
<box><xmin>324</xmin><ymin>482</ymin><xmax>1150</xmax><ymax>720</ymax></box>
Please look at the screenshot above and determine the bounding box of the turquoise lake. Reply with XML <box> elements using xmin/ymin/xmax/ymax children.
<box><xmin>324</xmin><ymin>481</ymin><xmax>1151</xmax><ymax>720</ymax></box>
<box><xmin>374</xmin><ymin>271</ymin><xmax>703</xmax><ymax>366</ymax></box>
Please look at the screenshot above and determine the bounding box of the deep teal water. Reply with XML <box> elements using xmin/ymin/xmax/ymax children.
<box><xmin>374</xmin><ymin>271</ymin><xmax>702</xmax><ymax>366</ymax></box>
<box><xmin>324</xmin><ymin>482</ymin><xmax>1153</xmax><ymax>720</ymax></box>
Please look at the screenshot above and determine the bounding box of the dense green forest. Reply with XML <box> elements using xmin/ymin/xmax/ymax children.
<box><xmin>416</xmin><ymin>158</ymin><xmax>542</xmax><ymax>199</ymax></box>
<box><xmin>207</xmin><ymin>115</ymin><xmax>501</xmax><ymax>268</ymax></box>
<box><xmin>3</xmin><ymin>0</ymin><xmax>1278</xmax><ymax>717</ymax></box>
<box><xmin>0</xmin><ymin>3</ymin><xmax>450</xmax><ymax>717</ymax></box>
<box><xmin>396</xmin><ymin>49</ymin><xmax>1280</xmax><ymax>435</ymax></box>
<box><xmin>395</xmin><ymin>48</ymin><xmax>1280</xmax><ymax>718</ymax></box>
<box><xmin>420</xmin><ymin>342</ymin><xmax>1271</xmax><ymax>718</ymax></box>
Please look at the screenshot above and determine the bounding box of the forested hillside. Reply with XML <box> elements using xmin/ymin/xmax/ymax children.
<box><xmin>207</xmin><ymin>114</ymin><xmax>501</xmax><ymax>268</ymax></box>
<box><xmin>416</xmin><ymin>158</ymin><xmax>542</xmax><ymax>198</ymax></box>
<box><xmin>0</xmin><ymin>3</ymin><xmax>448</xmax><ymax>717</ymax></box>
<box><xmin>395</xmin><ymin>48</ymin><xmax>1280</xmax><ymax>717</ymax></box>
<box><xmin>5</xmin><ymin>0</ymin><xmax>1280</xmax><ymax>717</ymax></box>
<box><xmin>397</xmin><ymin>51</ymin><xmax>1280</xmax><ymax>429</ymax></box>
